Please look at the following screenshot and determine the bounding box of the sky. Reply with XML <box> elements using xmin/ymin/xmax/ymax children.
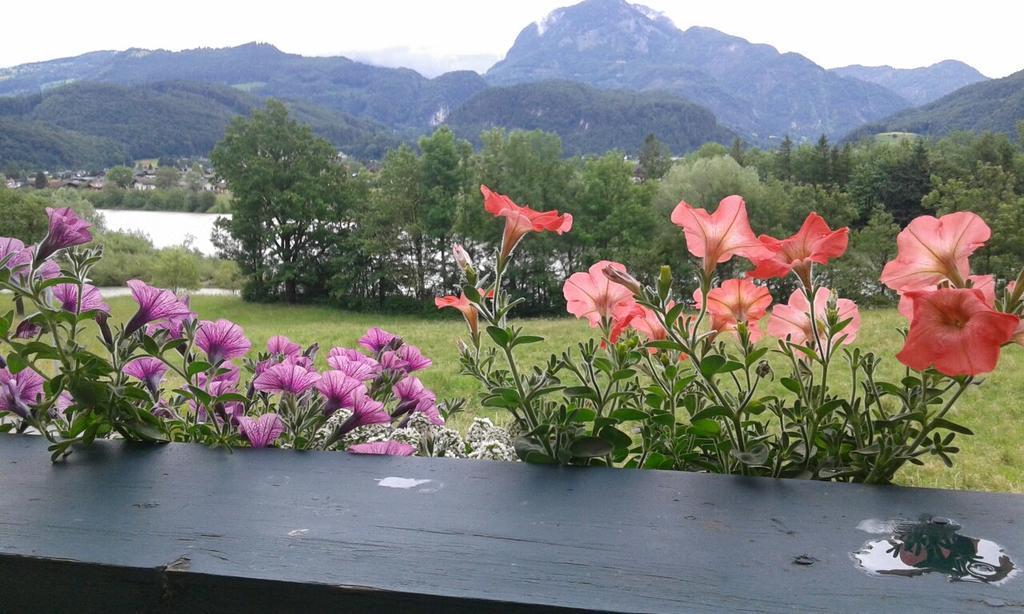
<box><xmin>1</xmin><ymin>0</ymin><xmax>1019</xmax><ymax>78</ymax></box>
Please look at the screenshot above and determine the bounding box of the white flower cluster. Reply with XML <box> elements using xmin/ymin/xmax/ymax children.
<box><xmin>310</xmin><ymin>410</ymin><xmax>518</xmax><ymax>461</ymax></box>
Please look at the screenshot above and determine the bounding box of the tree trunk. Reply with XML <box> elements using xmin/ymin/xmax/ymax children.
<box><xmin>285</xmin><ymin>279</ymin><xmax>297</xmax><ymax>304</ymax></box>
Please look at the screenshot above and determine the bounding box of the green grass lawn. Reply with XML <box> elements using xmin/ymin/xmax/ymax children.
<box><xmin>27</xmin><ymin>296</ymin><xmax>1024</xmax><ymax>493</ymax></box>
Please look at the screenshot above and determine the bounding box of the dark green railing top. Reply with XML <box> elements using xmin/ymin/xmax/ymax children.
<box><xmin>0</xmin><ymin>435</ymin><xmax>1020</xmax><ymax>612</ymax></box>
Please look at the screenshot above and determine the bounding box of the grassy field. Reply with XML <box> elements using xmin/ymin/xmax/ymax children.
<box><xmin>27</xmin><ymin>296</ymin><xmax>1024</xmax><ymax>493</ymax></box>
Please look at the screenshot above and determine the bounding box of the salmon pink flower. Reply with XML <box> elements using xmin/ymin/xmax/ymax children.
<box><xmin>435</xmin><ymin>293</ymin><xmax>482</xmax><ymax>338</ymax></box>
<box><xmin>768</xmin><ymin>287</ymin><xmax>861</xmax><ymax>350</ymax></box>
<box><xmin>267</xmin><ymin>335</ymin><xmax>301</xmax><ymax>358</ymax></box>
<box><xmin>896</xmin><ymin>288</ymin><xmax>1018</xmax><ymax>376</ymax></box>
<box><xmin>253</xmin><ymin>362</ymin><xmax>320</xmax><ymax>395</ymax></box>
<box><xmin>195</xmin><ymin>319</ymin><xmax>251</xmax><ymax>365</ymax></box>
<box><xmin>609</xmin><ymin>304</ymin><xmax>646</xmax><ymax>344</ymax></box>
<box><xmin>238</xmin><ymin>413</ymin><xmax>285</xmax><ymax>448</ymax></box>
<box><xmin>880</xmin><ymin>212</ymin><xmax>990</xmax><ymax>291</ymax></box>
<box><xmin>481</xmin><ymin>185</ymin><xmax>572</xmax><ymax>265</ymax></box>
<box><xmin>694</xmin><ymin>278</ymin><xmax>772</xmax><ymax>342</ymax></box>
<box><xmin>564</xmin><ymin>261</ymin><xmax>638</xmax><ymax>328</ymax></box>
<box><xmin>316</xmin><ymin>371</ymin><xmax>367</xmax><ymax>416</ymax></box>
<box><xmin>125</xmin><ymin>280</ymin><xmax>193</xmax><ymax>335</ymax></box>
<box><xmin>0</xmin><ymin>367</ymin><xmax>45</xmax><ymax>419</ymax></box>
<box><xmin>358</xmin><ymin>327</ymin><xmax>398</xmax><ymax>354</ymax></box>
<box><xmin>123</xmin><ymin>357</ymin><xmax>167</xmax><ymax>397</ymax></box>
<box><xmin>36</xmin><ymin>207</ymin><xmax>92</xmax><ymax>262</ymax></box>
<box><xmin>631</xmin><ymin>305</ymin><xmax>671</xmax><ymax>342</ymax></box>
<box><xmin>897</xmin><ymin>274</ymin><xmax>995</xmax><ymax>321</ymax></box>
<box><xmin>750</xmin><ymin>213</ymin><xmax>848</xmax><ymax>283</ymax></box>
<box><xmin>348</xmin><ymin>440</ymin><xmax>417</xmax><ymax>456</ymax></box>
<box><xmin>670</xmin><ymin>195</ymin><xmax>770</xmax><ymax>276</ymax></box>
<box><xmin>51</xmin><ymin>283</ymin><xmax>110</xmax><ymax>314</ymax></box>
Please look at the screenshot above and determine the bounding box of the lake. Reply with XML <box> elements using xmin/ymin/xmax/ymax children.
<box><xmin>96</xmin><ymin>209</ymin><xmax>231</xmax><ymax>256</ymax></box>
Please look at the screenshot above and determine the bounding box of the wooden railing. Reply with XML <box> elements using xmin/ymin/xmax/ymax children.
<box><xmin>0</xmin><ymin>435</ymin><xmax>1020</xmax><ymax>612</ymax></box>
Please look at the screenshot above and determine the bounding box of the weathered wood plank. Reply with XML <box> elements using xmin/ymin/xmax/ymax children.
<box><xmin>0</xmin><ymin>435</ymin><xmax>1021</xmax><ymax>612</ymax></box>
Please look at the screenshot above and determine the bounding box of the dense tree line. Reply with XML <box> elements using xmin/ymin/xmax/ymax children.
<box><xmin>209</xmin><ymin>103</ymin><xmax>1024</xmax><ymax>313</ymax></box>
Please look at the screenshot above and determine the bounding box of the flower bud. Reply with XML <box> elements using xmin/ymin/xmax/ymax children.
<box><xmin>95</xmin><ymin>312</ymin><xmax>114</xmax><ymax>346</ymax></box>
<box><xmin>658</xmin><ymin>266</ymin><xmax>673</xmax><ymax>301</ymax></box>
<box><xmin>453</xmin><ymin>244</ymin><xmax>477</xmax><ymax>285</ymax></box>
<box><xmin>602</xmin><ymin>265</ymin><xmax>642</xmax><ymax>296</ymax></box>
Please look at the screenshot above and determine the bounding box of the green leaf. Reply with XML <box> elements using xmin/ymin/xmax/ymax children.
<box><xmin>563</xmin><ymin>386</ymin><xmax>598</xmax><ymax>401</ymax></box>
<box><xmin>5</xmin><ymin>353</ymin><xmax>27</xmax><ymax>374</ymax></box>
<box><xmin>599</xmin><ymin>425</ymin><xmax>633</xmax><ymax>449</ymax></box>
<box><xmin>699</xmin><ymin>354</ymin><xmax>727</xmax><ymax>378</ymax></box>
<box><xmin>780</xmin><ymin>377</ymin><xmax>802</xmax><ymax>394</ymax></box>
<box><xmin>187</xmin><ymin>361</ymin><xmax>212</xmax><ymax>378</ymax></box>
<box><xmin>511</xmin><ymin>335</ymin><xmax>544</xmax><ymax>347</ymax></box>
<box><xmin>647</xmin><ymin>340</ymin><xmax>686</xmax><ymax>352</ymax></box>
<box><xmin>665</xmin><ymin>302</ymin><xmax>686</xmax><ymax>327</ymax></box>
<box><xmin>514</xmin><ymin>436</ymin><xmax>557</xmax><ymax>464</ymax></box>
<box><xmin>570</xmin><ymin>436</ymin><xmax>614</xmax><ymax>458</ymax></box>
<box><xmin>931</xmin><ymin>418</ymin><xmax>974</xmax><ymax>436</ymax></box>
<box><xmin>688</xmin><ymin>418</ymin><xmax>721</xmax><ymax>437</ymax></box>
<box><xmin>0</xmin><ymin>310</ymin><xmax>13</xmax><ymax>337</ymax></box>
<box><xmin>692</xmin><ymin>405</ymin><xmax>730</xmax><ymax>421</ymax></box>
<box><xmin>486</xmin><ymin>326</ymin><xmax>509</xmax><ymax>348</ymax></box>
<box><xmin>610</xmin><ymin>408</ymin><xmax>648</xmax><ymax>421</ymax></box>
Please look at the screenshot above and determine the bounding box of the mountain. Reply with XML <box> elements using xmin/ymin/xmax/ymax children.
<box><xmin>486</xmin><ymin>0</ymin><xmax>911</xmax><ymax>141</ymax></box>
<box><xmin>831</xmin><ymin>60</ymin><xmax>988</xmax><ymax>106</ymax></box>
<box><xmin>0</xmin><ymin>43</ymin><xmax>488</xmax><ymax>131</ymax></box>
<box><xmin>0</xmin><ymin>81</ymin><xmax>402</xmax><ymax>169</ymax></box>
<box><xmin>846</xmin><ymin>69</ymin><xmax>1024</xmax><ymax>141</ymax></box>
<box><xmin>444</xmin><ymin>80</ymin><xmax>735</xmax><ymax>155</ymax></box>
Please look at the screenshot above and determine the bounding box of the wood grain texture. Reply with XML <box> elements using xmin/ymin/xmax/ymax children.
<box><xmin>0</xmin><ymin>435</ymin><xmax>1021</xmax><ymax>613</ymax></box>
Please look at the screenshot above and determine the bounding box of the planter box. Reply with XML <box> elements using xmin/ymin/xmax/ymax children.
<box><xmin>0</xmin><ymin>435</ymin><xmax>1021</xmax><ymax>612</ymax></box>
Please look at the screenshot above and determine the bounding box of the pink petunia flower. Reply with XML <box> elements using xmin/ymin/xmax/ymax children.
<box><xmin>670</xmin><ymin>195</ymin><xmax>770</xmax><ymax>276</ymax></box>
<box><xmin>880</xmin><ymin>212</ymin><xmax>990</xmax><ymax>292</ymax></box>
<box><xmin>123</xmin><ymin>357</ymin><xmax>168</xmax><ymax>397</ymax></box>
<box><xmin>316</xmin><ymin>370</ymin><xmax>367</xmax><ymax>415</ymax></box>
<box><xmin>564</xmin><ymin>260</ymin><xmax>638</xmax><ymax>328</ymax></box>
<box><xmin>238</xmin><ymin>413</ymin><xmax>285</xmax><ymax>448</ymax></box>
<box><xmin>195</xmin><ymin>319</ymin><xmax>252</xmax><ymax>365</ymax></box>
<box><xmin>36</xmin><ymin>207</ymin><xmax>93</xmax><ymax>262</ymax></box>
<box><xmin>694</xmin><ymin>278</ymin><xmax>772</xmax><ymax>342</ymax></box>
<box><xmin>358</xmin><ymin>327</ymin><xmax>398</xmax><ymax>354</ymax></box>
<box><xmin>348</xmin><ymin>440</ymin><xmax>416</xmax><ymax>456</ymax></box>
<box><xmin>253</xmin><ymin>362</ymin><xmax>321</xmax><ymax>395</ymax></box>
<box><xmin>326</xmin><ymin>353</ymin><xmax>381</xmax><ymax>381</ymax></box>
<box><xmin>51</xmin><ymin>283</ymin><xmax>110</xmax><ymax>315</ymax></box>
<box><xmin>0</xmin><ymin>367</ymin><xmax>45</xmax><ymax>419</ymax></box>
<box><xmin>481</xmin><ymin>185</ymin><xmax>572</xmax><ymax>265</ymax></box>
<box><xmin>338</xmin><ymin>390</ymin><xmax>392</xmax><ymax>435</ymax></box>
<box><xmin>897</xmin><ymin>288</ymin><xmax>1018</xmax><ymax>376</ymax></box>
<box><xmin>267</xmin><ymin>335</ymin><xmax>302</xmax><ymax>358</ymax></box>
<box><xmin>749</xmin><ymin>213</ymin><xmax>849</xmax><ymax>284</ymax></box>
<box><xmin>125</xmin><ymin>280</ymin><xmax>193</xmax><ymax>335</ymax></box>
<box><xmin>767</xmin><ymin>287</ymin><xmax>860</xmax><ymax>352</ymax></box>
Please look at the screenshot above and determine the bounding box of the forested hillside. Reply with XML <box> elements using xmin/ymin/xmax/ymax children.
<box><xmin>445</xmin><ymin>81</ymin><xmax>735</xmax><ymax>155</ymax></box>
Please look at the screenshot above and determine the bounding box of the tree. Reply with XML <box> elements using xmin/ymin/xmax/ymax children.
<box><xmin>106</xmin><ymin>166</ymin><xmax>134</xmax><ymax>189</ymax></box>
<box><xmin>155</xmin><ymin>166</ymin><xmax>180</xmax><ymax>190</ymax></box>
<box><xmin>211</xmin><ymin>100</ymin><xmax>363</xmax><ymax>303</ymax></box>
<box><xmin>638</xmin><ymin>133</ymin><xmax>672</xmax><ymax>181</ymax></box>
<box><xmin>728</xmin><ymin>138</ymin><xmax>745</xmax><ymax>166</ymax></box>
<box><xmin>775</xmin><ymin>135</ymin><xmax>793</xmax><ymax>181</ymax></box>
<box><xmin>33</xmin><ymin>172</ymin><xmax>47</xmax><ymax>190</ymax></box>
<box><xmin>152</xmin><ymin>246</ymin><xmax>201</xmax><ymax>293</ymax></box>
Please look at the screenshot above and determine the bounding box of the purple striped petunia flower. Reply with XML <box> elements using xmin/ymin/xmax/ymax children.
<box><xmin>0</xmin><ymin>368</ymin><xmax>45</xmax><ymax>419</ymax></box>
<box><xmin>267</xmin><ymin>335</ymin><xmax>302</xmax><ymax>358</ymax></box>
<box><xmin>396</xmin><ymin>344</ymin><xmax>431</xmax><ymax>372</ymax></box>
<box><xmin>36</xmin><ymin>207</ymin><xmax>92</xmax><ymax>262</ymax></box>
<box><xmin>392</xmin><ymin>376</ymin><xmax>436</xmax><ymax>416</ymax></box>
<box><xmin>125</xmin><ymin>280</ymin><xmax>193</xmax><ymax>335</ymax></box>
<box><xmin>346</xmin><ymin>390</ymin><xmax>391</xmax><ymax>430</ymax></box>
<box><xmin>51</xmin><ymin>283</ymin><xmax>110</xmax><ymax>314</ymax></box>
<box><xmin>195</xmin><ymin>319</ymin><xmax>251</xmax><ymax>365</ymax></box>
<box><xmin>316</xmin><ymin>371</ymin><xmax>366</xmax><ymax>416</ymax></box>
<box><xmin>326</xmin><ymin>353</ymin><xmax>381</xmax><ymax>381</ymax></box>
<box><xmin>253</xmin><ymin>362</ymin><xmax>321</xmax><ymax>395</ymax></box>
<box><xmin>358</xmin><ymin>327</ymin><xmax>398</xmax><ymax>354</ymax></box>
<box><xmin>348</xmin><ymin>440</ymin><xmax>416</xmax><ymax>456</ymax></box>
<box><xmin>238</xmin><ymin>413</ymin><xmax>285</xmax><ymax>448</ymax></box>
<box><xmin>122</xmin><ymin>357</ymin><xmax>168</xmax><ymax>397</ymax></box>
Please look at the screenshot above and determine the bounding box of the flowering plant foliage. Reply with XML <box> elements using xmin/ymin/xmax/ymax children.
<box><xmin>0</xmin><ymin>209</ymin><xmax>519</xmax><ymax>461</ymax></box>
<box><xmin>442</xmin><ymin>187</ymin><xmax>1022</xmax><ymax>482</ymax></box>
